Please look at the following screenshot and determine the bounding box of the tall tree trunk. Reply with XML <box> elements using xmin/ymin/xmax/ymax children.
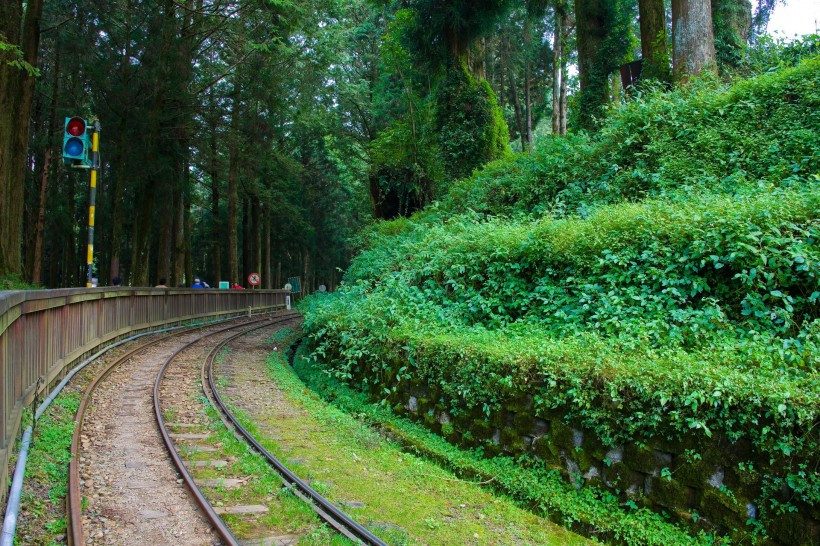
<box><xmin>252</xmin><ymin>198</ymin><xmax>261</xmax><ymax>276</ymax></box>
<box><xmin>574</xmin><ymin>0</ymin><xmax>609</xmax><ymax>130</ymax></box>
<box><xmin>559</xmin><ymin>28</ymin><xmax>568</xmax><ymax>135</ymax></box>
<box><xmin>508</xmin><ymin>70</ymin><xmax>525</xmax><ymax>150</ymax></box>
<box><xmin>672</xmin><ymin>0</ymin><xmax>717</xmax><ymax>80</ymax></box>
<box><xmin>242</xmin><ymin>197</ymin><xmax>251</xmax><ymax>282</ymax></box>
<box><xmin>552</xmin><ymin>5</ymin><xmax>563</xmax><ymax>135</ymax></box>
<box><xmin>263</xmin><ymin>206</ymin><xmax>271</xmax><ymax>289</ymax></box>
<box><xmin>172</xmin><ymin>180</ymin><xmax>185</xmax><ymax>286</ymax></box>
<box><xmin>0</xmin><ymin>0</ymin><xmax>44</xmax><ymax>277</ymax></box>
<box><xmin>32</xmin><ymin>52</ymin><xmax>60</xmax><ymax>285</ymax></box>
<box><xmin>524</xmin><ymin>62</ymin><xmax>532</xmax><ymax>150</ymax></box>
<box><xmin>130</xmin><ymin>190</ymin><xmax>154</xmax><ymax>286</ymax></box>
<box><xmin>66</xmin><ymin>172</ymin><xmax>78</xmax><ymax>286</ymax></box>
<box><xmin>109</xmin><ymin>0</ymin><xmax>134</xmax><ymax>283</ymax></box>
<box><xmin>185</xmin><ymin>197</ymin><xmax>192</xmax><ymax>286</ymax></box>
<box><xmin>227</xmin><ymin>87</ymin><xmax>240</xmax><ymax>284</ymax></box>
<box><xmin>155</xmin><ymin>194</ymin><xmax>173</xmax><ymax>286</ymax></box>
<box><xmin>639</xmin><ymin>0</ymin><xmax>672</xmax><ymax>82</ymax></box>
<box><xmin>302</xmin><ymin>249</ymin><xmax>310</xmax><ymax>295</ymax></box>
<box><xmin>109</xmin><ymin>118</ymin><xmax>127</xmax><ymax>282</ymax></box>
<box><xmin>712</xmin><ymin>0</ymin><xmax>752</xmax><ymax>71</ymax></box>
<box><xmin>0</xmin><ymin>0</ymin><xmax>24</xmax><ymax>276</ymax></box>
<box><xmin>209</xmin><ymin>101</ymin><xmax>222</xmax><ymax>283</ymax></box>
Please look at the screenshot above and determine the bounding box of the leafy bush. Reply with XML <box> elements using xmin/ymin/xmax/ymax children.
<box><xmin>446</xmin><ymin>56</ymin><xmax>820</xmax><ymax>217</ymax></box>
<box><xmin>303</xmin><ymin>55</ymin><xmax>820</xmax><ymax>538</ymax></box>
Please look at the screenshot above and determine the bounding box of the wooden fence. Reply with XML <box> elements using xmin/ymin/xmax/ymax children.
<box><xmin>0</xmin><ymin>287</ymin><xmax>289</xmax><ymax>501</ymax></box>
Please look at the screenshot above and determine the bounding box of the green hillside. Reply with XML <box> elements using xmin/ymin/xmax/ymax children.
<box><xmin>303</xmin><ymin>56</ymin><xmax>820</xmax><ymax>543</ymax></box>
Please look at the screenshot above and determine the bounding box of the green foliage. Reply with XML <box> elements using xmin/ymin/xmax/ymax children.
<box><xmin>292</xmin><ymin>342</ymin><xmax>722</xmax><ymax>545</ymax></box>
<box><xmin>435</xmin><ymin>62</ymin><xmax>510</xmax><ymax>181</ymax></box>
<box><xmin>397</xmin><ymin>0</ymin><xmax>516</xmax><ymax>71</ymax></box>
<box><xmin>0</xmin><ymin>39</ymin><xmax>39</xmax><ymax>76</ymax></box>
<box><xmin>303</xmin><ymin>58</ymin><xmax>820</xmax><ymax>538</ymax></box>
<box><xmin>711</xmin><ymin>0</ymin><xmax>752</xmax><ymax>73</ymax></box>
<box><xmin>447</xmin><ymin>56</ymin><xmax>820</xmax><ymax>217</ymax></box>
<box><xmin>0</xmin><ymin>274</ymin><xmax>41</xmax><ymax>290</ymax></box>
<box><xmin>574</xmin><ymin>0</ymin><xmax>636</xmax><ymax>130</ymax></box>
<box><xmin>740</xmin><ymin>33</ymin><xmax>819</xmax><ymax>76</ymax></box>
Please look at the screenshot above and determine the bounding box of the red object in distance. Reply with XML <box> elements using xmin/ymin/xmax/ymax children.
<box><xmin>66</xmin><ymin>117</ymin><xmax>86</xmax><ymax>137</ymax></box>
<box><xmin>247</xmin><ymin>272</ymin><xmax>261</xmax><ymax>286</ymax></box>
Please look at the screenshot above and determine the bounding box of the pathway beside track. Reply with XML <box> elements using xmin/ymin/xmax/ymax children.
<box><xmin>78</xmin><ymin>323</ymin><xmax>235</xmax><ymax>545</ymax></box>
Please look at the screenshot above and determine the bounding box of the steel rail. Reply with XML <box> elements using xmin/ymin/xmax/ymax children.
<box><xmin>153</xmin><ymin>312</ymin><xmax>301</xmax><ymax>545</ymax></box>
<box><xmin>152</xmin><ymin>317</ymin><xmax>275</xmax><ymax>545</ymax></box>
<box><xmin>205</xmin><ymin>320</ymin><xmax>388</xmax><ymax>546</ymax></box>
<box><xmin>67</xmin><ymin>315</ymin><xmax>281</xmax><ymax>546</ymax></box>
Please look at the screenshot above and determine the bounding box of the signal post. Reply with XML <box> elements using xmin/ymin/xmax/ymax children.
<box><xmin>62</xmin><ymin>116</ymin><xmax>101</xmax><ymax>287</ymax></box>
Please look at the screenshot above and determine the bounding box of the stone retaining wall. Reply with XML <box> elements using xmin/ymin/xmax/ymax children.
<box><xmin>373</xmin><ymin>378</ymin><xmax>819</xmax><ymax>545</ymax></box>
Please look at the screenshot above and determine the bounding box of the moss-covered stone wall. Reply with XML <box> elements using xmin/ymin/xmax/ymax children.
<box><xmin>374</xmin><ymin>376</ymin><xmax>819</xmax><ymax>545</ymax></box>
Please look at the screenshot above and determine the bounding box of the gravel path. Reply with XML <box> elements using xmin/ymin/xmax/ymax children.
<box><xmin>80</xmin><ymin>326</ymin><xmax>228</xmax><ymax>545</ymax></box>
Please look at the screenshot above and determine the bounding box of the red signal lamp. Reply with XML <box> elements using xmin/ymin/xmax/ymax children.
<box><xmin>66</xmin><ymin>117</ymin><xmax>86</xmax><ymax>137</ymax></box>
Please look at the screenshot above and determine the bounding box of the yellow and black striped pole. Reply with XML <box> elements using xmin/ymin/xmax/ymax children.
<box><xmin>85</xmin><ymin>121</ymin><xmax>100</xmax><ymax>287</ymax></box>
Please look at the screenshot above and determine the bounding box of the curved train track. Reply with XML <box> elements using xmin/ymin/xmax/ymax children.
<box><xmin>66</xmin><ymin>312</ymin><xmax>385</xmax><ymax>545</ymax></box>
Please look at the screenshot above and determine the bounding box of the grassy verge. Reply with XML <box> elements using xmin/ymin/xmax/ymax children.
<box><xmin>254</xmin><ymin>328</ymin><xmax>591</xmax><ymax>545</ymax></box>
<box><xmin>196</xmin><ymin>403</ymin><xmax>351</xmax><ymax>545</ymax></box>
<box><xmin>289</xmin><ymin>335</ymin><xmax>726</xmax><ymax>546</ymax></box>
<box><xmin>12</xmin><ymin>393</ymin><xmax>80</xmax><ymax>545</ymax></box>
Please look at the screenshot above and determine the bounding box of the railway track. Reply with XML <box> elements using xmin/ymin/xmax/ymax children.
<box><xmin>66</xmin><ymin>312</ymin><xmax>385</xmax><ymax>545</ymax></box>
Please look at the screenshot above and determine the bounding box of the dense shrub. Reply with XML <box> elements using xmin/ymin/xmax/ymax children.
<box><xmin>303</xmin><ymin>54</ymin><xmax>820</xmax><ymax>539</ymax></box>
<box><xmin>445</xmin><ymin>56</ymin><xmax>820</xmax><ymax>217</ymax></box>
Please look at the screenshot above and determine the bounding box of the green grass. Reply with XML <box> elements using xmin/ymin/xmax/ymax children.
<box><xmin>289</xmin><ymin>338</ymin><xmax>726</xmax><ymax>545</ymax></box>
<box><xmin>0</xmin><ymin>274</ymin><xmax>42</xmax><ymax>290</ymax></box>
<box><xmin>199</xmin><ymin>400</ymin><xmax>354</xmax><ymax>544</ymax></box>
<box><xmin>235</xmin><ymin>328</ymin><xmax>592</xmax><ymax>545</ymax></box>
<box><xmin>14</xmin><ymin>393</ymin><xmax>80</xmax><ymax>545</ymax></box>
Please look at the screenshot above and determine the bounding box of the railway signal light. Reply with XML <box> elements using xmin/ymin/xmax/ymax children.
<box><xmin>63</xmin><ymin>116</ymin><xmax>91</xmax><ymax>166</ymax></box>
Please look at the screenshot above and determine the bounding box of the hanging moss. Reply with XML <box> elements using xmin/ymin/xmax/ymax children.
<box><xmin>434</xmin><ymin>61</ymin><xmax>509</xmax><ymax>181</ymax></box>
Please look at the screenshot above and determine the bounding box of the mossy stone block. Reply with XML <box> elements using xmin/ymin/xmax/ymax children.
<box><xmin>550</xmin><ymin>419</ymin><xmax>575</xmax><ymax>449</ymax></box>
<box><xmin>698</xmin><ymin>488</ymin><xmax>747</xmax><ymax>530</ymax></box>
<box><xmin>624</xmin><ymin>444</ymin><xmax>661</xmax><ymax>475</ymax></box>
<box><xmin>532</xmin><ymin>437</ymin><xmax>560</xmax><ymax>465</ymax></box>
<box><xmin>673</xmin><ymin>459</ymin><xmax>718</xmax><ymax>488</ymax></box>
<box><xmin>483</xmin><ymin>441</ymin><xmax>502</xmax><ymax>458</ymax></box>
<box><xmin>423</xmin><ymin>412</ymin><xmax>441</xmax><ymax>434</ymax></box>
<box><xmin>765</xmin><ymin>511</ymin><xmax>820</xmax><ymax>546</ymax></box>
<box><xmin>582</xmin><ymin>435</ymin><xmax>608</xmax><ymax>461</ymax></box>
<box><xmin>648</xmin><ymin>476</ymin><xmax>695</xmax><ymax>510</ymax></box>
<box><xmin>512</xmin><ymin>410</ymin><xmax>534</xmax><ymax>430</ymax></box>
<box><xmin>441</xmin><ymin>422</ymin><xmax>457</xmax><ymax>441</ymax></box>
<box><xmin>489</xmin><ymin>410</ymin><xmax>506</xmax><ymax>428</ymax></box>
<box><xmin>471</xmin><ymin>417</ymin><xmax>493</xmax><ymax>440</ymax></box>
<box><xmin>603</xmin><ymin>462</ymin><xmax>644</xmax><ymax>495</ymax></box>
<box><xmin>531</xmin><ymin>417</ymin><xmax>550</xmax><ymax>436</ymax></box>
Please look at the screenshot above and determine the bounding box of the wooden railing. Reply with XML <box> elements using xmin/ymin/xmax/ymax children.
<box><xmin>0</xmin><ymin>287</ymin><xmax>289</xmax><ymax>500</ymax></box>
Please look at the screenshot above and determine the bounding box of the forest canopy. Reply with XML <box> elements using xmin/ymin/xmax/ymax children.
<box><xmin>0</xmin><ymin>0</ymin><xmax>793</xmax><ymax>289</ymax></box>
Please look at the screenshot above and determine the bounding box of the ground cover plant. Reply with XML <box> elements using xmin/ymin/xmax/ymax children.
<box><xmin>291</xmin><ymin>340</ymin><xmax>727</xmax><ymax>545</ymax></box>
<box><xmin>303</xmin><ymin>53</ymin><xmax>820</xmax><ymax>542</ymax></box>
<box><xmin>258</xmin><ymin>328</ymin><xmax>591</xmax><ymax>545</ymax></box>
<box><xmin>11</xmin><ymin>393</ymin><xmax>80</xmax><ymax>545</ymax></box>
